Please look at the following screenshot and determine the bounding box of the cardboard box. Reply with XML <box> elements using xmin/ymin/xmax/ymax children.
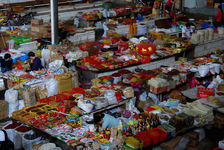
<box><xmin>31</xmin><ymin>19</ymin><xmax>43</xmax><ymax>26</ymax></box>
<box><xmin>48</xmin><ymin>45</ymin><xmax>61</xmax><ymax>52</ymax></box>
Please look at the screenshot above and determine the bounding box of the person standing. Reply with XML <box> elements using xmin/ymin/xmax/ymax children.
<box><xmin>215</xmin><ymin>5</ymin><xmax>223</xmax><ymax>27</ymax></box>
<box><xmin>182</xmin><ymin>23</ymin><xmax>193</xmax><ymax>40</ymax></box>
<box><xmin>165</xmin><ymin>0</ymin><xmax>174</xmax><ymax>12</ymax></box>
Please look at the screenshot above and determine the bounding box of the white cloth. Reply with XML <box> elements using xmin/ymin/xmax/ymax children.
<box><xmin>182</xmin><ymin>26</ymin><xmax>193</xmax><ymax>38</ymax></box>
<box><xmin>0</xmin><ymin>130</ymin><xmax>5</xmax><ymax>142</ymax></box>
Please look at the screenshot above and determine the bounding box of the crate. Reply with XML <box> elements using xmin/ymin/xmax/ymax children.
<box><xmin>197</xmin><ymin>87</ymin><xmax>214</xmax><ymax>98</ymax></box>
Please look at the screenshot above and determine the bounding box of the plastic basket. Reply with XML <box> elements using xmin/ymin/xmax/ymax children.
<box><xmin>197</xmin><ymin>87</ymin><xmax>214</xmax><ymax>98</ymax></box>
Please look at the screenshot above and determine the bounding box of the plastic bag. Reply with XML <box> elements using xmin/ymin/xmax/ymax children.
<box><xmin>198</xmin><ymin>65</ymin><xmax>209</xmax><ymax>77</ymax></box>
<box><xmin>139</xmin><ymin>92</ymin><xmax>147</xmax><ymax>101</ymax></box>
<box><xmin>41</xmin><ymin>48</ymin><xmax>51</xmax><ymax>68</ymax></box>
<box><xmin>49</xmin><ymin>60</ymin><xmax>63</xmax><ymax>70</ymax></box>
<box><xmin>38</xmin><ymin>143</ymin><xmax>56</xmax><ymax>150</ymax></box>
<box><xmin>77</xmin><ymin>99</ymin><xmax>94</xmax><ymax>113</ymax></box>
<box><xmin>14</xmin><ymin>129</ymin><xmax>33</xmax><ymax>150</ymax></box>
<box><xmin>126</xmin><ymin>99</ymin><xmax>140</xmax><ymax>114</ymax></box>
<box><xmin>194</xmin><ymin>128</ymin><xmax>205</xmax><ymax>142</ymax></box>
<box><xmin>45</xmin><ymin>78</ymin><xmax>58</xmax><ymax>97</ymax></box>
<box><xmin>22</xmin><ymin>133</ymin><xmax>42</xmax><ymax>150</ymax></box>
<box><xmin>104</xmin><ymin>90</ymin><xmax>118</xmax><ymax>105</ymax></box>
<box><xmin>31</xmin><ymin>140</ymin><xmax>49</xmax><ymax>150</ymax></box>
<box><xmin>23</xmin><ymin>87</ymin><xmax>37</xmax><ymax>106</ymax></box>
<box><xmin>148</xmin><ymin>92</ymin><xmax>160</xmax><ymax>105</ymax></box>
<box><xmin>3</xmin><ymin>121</ymin><xmax>21</xmax><ymax>147</ymax></box>
<box><xmin>95</xmin><ymin>96</ymin><xmax>108</xmax><ymax>110</ymax></box>
<box><xmin>8</xmin><ymin>102</ymin><xmax>19</xmax><ymax>117</ymax></box>
<box><xmin>5</xmin><ymin>88</ymin><xmax>18</xmax><ymax>104</ymax></box>
<box><xmin>18</xmin><ymin>100</ymin><xmax>25</xmax><ymax>110</ymax></box>
<box><xmin>0</xmin><ymin>78</ymin><xmax>5</xmax><ymax>90</ymax></box>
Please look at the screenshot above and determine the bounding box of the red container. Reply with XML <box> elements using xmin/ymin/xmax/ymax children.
<box><xmin>136</xmin><ymin>130</ymin><xmax>153</xmax><ymax>147</ymax></box>
<box><xmin>197</xmin><ymin>87</ymin><xmax>214</xmax><ymax>98</ymax></box>
<box><xmin>150</xmin><ymin>128</ymin><xmax>168</xmax><ymax>144</ymax></box>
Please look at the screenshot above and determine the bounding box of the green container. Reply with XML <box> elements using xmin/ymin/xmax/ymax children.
<box><xmin>103</xmin><ymin>1</ymin><xmax>113</xmax><ymax>10</ymax></box>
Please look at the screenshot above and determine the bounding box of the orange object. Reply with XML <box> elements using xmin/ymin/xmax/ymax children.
<box><xmin>163</xmin><ymin>5</ymin><xmax>166</xmax><ymax>17</ymax></box>
<box><xmin>129</xmin><ymin>24</ymin><xmax>133</xmax><ymax>35</ymax></box>
<box><xmin>133</xmin><ymin>23</ymin><xmax>137</xmax><ymax>35</ymax></box>
<box><xmin>150</xmin><ymin>31</ymin><xmax>162</xmax><ymax>40</ymax></box>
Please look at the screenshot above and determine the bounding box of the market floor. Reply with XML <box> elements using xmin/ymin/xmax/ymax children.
<box><xmin>197</xmin><ymin>127</ymin><xmax>224</xmax><ymax>150</ymax></box>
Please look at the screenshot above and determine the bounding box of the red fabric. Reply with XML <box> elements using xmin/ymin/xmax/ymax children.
<box><xmin>216</xmin><ymin>9</ymin><xmax>223</xmax><ymax>22</ymax></box>
<box><xmin>166</xmin><ymin>0</ymin><xmax>173</xmax><ymax>7</ymax></box>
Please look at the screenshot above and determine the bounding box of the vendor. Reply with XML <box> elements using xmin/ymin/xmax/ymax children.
<box><xmin>182</xmin><ymin>23</ymin><xmax>193</xmax><ymax>40</ymax></box>
<box><xmin>0</xmin><ymin>53</ymin><xmax>13</xmax><ymax>73</ymax></box>
<box><xmin>215</xmin><ymin>5</ymin><xmax>223</xmax><ymax>27</ymax></box>
<box><xmin>165</xmin><ymin>0</ymin><xmax>174</xmax><ymax>12</ymax></box>
<box><xmin>94</xmin><ymin>113</ymin><xmax>119</xmax><ymax>129</ymax></box>
<box><xmin>0</xmin><ymin>129</ymin><xmax>14</xmax><ymax>150</ymax></box>
<box><xmin>27</xmin><ymin>52</ymin><xmax>43</xmax><ymax>71</ymax></box>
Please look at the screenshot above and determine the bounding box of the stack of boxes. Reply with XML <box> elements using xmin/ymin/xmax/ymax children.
<box><xmin>31</xmin><ymin>19</ymin><xmax>51</xmax><ymax>38</ymax></box>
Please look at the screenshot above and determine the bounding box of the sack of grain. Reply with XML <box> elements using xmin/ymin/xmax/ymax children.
<box><xmin>55</xmin><ymin>73</ymin><xmax>72</xmax><ymax>93</ymax></box>
<box><xmin>207</xmin><ymin>28</ymin><xmax>214</xmax><ymax>41</ymax></box>
<box><xmin>23</xmin><ymin>87</ymin><xmax>37</xmax><ymax>106</ymax></box>
<box><xmin>0</xmin><ymin>100</ymin><xmax>8</xmax><ymax>120</ymax></box>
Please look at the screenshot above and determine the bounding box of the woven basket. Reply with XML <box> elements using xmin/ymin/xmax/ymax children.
<box><xmin>56</xmin><ymin>73</ymin><xmax>72</xmax><ymax>93</ymax></box>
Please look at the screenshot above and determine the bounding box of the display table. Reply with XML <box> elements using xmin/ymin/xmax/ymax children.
<box><xmin>194</xmin><ymin>38</ymin><xmax>224</xmax><ymax>57</ymax></box>
<box><xmin>115</xmin><ymin>17</ymin><xmax>169</xmax><ymax>36</ymax></box>
<box><xmin>79</xmin><ymin>55</ymin><xmax>176</xmax><ymax>81</ymax></box>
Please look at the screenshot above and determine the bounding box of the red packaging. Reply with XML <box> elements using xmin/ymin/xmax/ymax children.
<box><xmin>197</xmin><ymin>87</ymin><xmax>214</xmax><ymax>98</ymax></box>
<box><xmin>38</xmin><ymin>98</ymin><xmax>49</xmax><ymax>104</ymax></box>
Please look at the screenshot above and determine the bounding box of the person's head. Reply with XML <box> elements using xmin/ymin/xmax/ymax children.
<box><xmin>4</xmin><ymin>53</ymin><xmax>11</xmax><ymax>60</ymax></box>
<box><xmin>93</xmin><ymin>113</ymin><xmax>104</xmax><ymax>126</ymax></box>
<box><xmin>28</xmin><ymin>52</ymin><xmax>36</xmax><ymax>60</ymax></box>
<box><xmin>186</xmin><ymin>23</ymin><xmax>191</xmax><ymax>29</ymax></box>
